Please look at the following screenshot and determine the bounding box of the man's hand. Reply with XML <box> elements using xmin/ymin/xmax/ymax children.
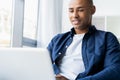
<box><xmin>56</xmin><ymin>74</ymin><xmax>68</xmax><ymax>80</ymax></box>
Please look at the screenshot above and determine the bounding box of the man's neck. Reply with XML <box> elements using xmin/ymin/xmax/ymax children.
<box><xmin>74</xmin><ymin>28</ymin><xmax>88</xmax><ymax>34</ymax></box>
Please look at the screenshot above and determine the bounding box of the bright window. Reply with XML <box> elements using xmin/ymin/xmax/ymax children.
<box><xmin>0</xmin><ymin>0</ymin><xmax>12</xmax><ymax>47</ymax></box>
<box><xmin>23</xmin><ymin>0</ymin><xmax>38</xmax><ymax>40</ymax></box>
<box><xmin>23</xmin><ymin>0</ymin><xmax>38</xmax><ymax>47</ymax></box>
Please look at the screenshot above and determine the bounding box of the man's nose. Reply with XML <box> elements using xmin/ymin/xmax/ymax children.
<box><xmin>73</xmin><ymin>11</ymin><xmax>79</xmax><ymax>18</ymax></box>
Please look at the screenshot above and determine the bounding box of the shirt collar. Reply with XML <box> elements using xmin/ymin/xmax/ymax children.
<box><xmin>70</xmin><ymin>25</ymin><xmax>97</xmax><ymax>36</ymax></box>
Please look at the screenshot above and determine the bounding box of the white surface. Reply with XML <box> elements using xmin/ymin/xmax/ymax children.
<box><xmin>93</xmin><ymin>0</ymin><xmax>120</xmax><ymax>16</ymax></box>
<box><xmin>0</xmin><ymin>48</ymin><xmax>55</xmax><ymax>80</ymax></box>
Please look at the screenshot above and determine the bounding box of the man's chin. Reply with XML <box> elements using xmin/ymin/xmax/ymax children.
<box><xmin>73</xmin><ymin>26</ymin><xmax>87</xmax><ymax>30</ymax></box>
<box><xmin>73</xmin><ymin>26</ymin><xmax>81</xmax><ymax>29</ymax></box>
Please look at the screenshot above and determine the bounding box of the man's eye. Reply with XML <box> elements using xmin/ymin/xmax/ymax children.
<box><xmin>69</xmin><ymin>10</ymin><xmax>73</xmax><ymax>13</ymax></box>
<box><xmin>78</xmin><ymin>9</ymin><xmax>84</xmax><ymax>12</ymax></box>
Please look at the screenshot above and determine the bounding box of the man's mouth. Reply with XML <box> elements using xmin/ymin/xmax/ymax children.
<box><xmin>72</xmin><ymin>20</ymin><xmax>80</xmax><ymax>25</ymax></box>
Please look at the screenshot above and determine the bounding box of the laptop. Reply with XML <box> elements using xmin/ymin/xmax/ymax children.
<box><xmin>0</xmin><ymin>48</ymin><xmax>55</xmax><ymax>80</ymax></box>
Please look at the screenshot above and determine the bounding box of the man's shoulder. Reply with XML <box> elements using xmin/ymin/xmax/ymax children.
<box><xmin>95</xmin><ymin>29</ymin><xmax>116</xmax><ymax>37</ymax></box>
<box><xmin>93</xmin><ymin>29</ymin><xmax>118</xmax><ymax>43</ymax></box>
<box><xmin>95</xmin><ymin>29</ymin><xmax>106</xmax><ymax>33</ymax></box>
<box><xmin>54</xmin><ymin>31</ymin><xmax>71</xmax><ymax>38</ymax></box>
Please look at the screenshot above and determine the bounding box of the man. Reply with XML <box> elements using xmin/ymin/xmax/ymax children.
<box><xmin>47</xmin><ymin>0</ymin><xmax>120</xmax><ymax>80</ymax></box>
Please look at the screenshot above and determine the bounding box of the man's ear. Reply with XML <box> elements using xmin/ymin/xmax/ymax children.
<box><xmin>91</xmin><ymin>5</ymin><xmax>96</xmax><ymax>15</ymax></box>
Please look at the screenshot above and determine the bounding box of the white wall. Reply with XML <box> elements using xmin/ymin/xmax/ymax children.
<box><xmin>93</xmin><ymin>0</ymin><xmax>120</xmax><ymax>39</ymax></box>
<box><xmin>93</xmin><ymin>0</ymin><xmax>120</xmax><ymax>16</ymax></box>
<box><xmin>62</xmin><ymin>0</ymin><xmax>71</xmax><ymax>32</ymax></box>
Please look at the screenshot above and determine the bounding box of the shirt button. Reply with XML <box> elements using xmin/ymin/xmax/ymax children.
<box><xmin>65</xmin><ymin>45</ymin><xmax>68</xmax><ymax>48</ymax></box>
<box><xmin>58</xmin><ymin>52</ymin><xmax>61</xmax><ymax>55</ymax></box>
<box><xmin>53</xmin><ymin>62</ymin><xmax>55</xmax><ymax>64</ymax></box>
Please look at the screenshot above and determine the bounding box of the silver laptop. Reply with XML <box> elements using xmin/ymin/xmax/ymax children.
<box><xmin>0</xmin><ymin>48</ymin><xmax>55</xmax><ymax>80</ymax></box>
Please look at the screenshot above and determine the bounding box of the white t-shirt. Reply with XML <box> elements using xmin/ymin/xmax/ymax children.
<box><xmin>59</xmin><ymin>33</ymin><xmax>85</xmax><ymax>80</ymax></box>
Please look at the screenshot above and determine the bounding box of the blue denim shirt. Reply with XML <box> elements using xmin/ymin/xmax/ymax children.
<box><xmin>47</xmin><ymin>26</ymin><xmax>120</xmax><ymax>80</ymax></box>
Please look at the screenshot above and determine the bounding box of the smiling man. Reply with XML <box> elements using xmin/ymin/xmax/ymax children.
<box><xmin>68</xmin><ymin>0</ymin><xmax>95</xmax><ymax>34</ymax></box>
<box><xmin>47</xmin><ymin>0</ymin><xmax>120</xmax><ymax>80</ymax></box>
